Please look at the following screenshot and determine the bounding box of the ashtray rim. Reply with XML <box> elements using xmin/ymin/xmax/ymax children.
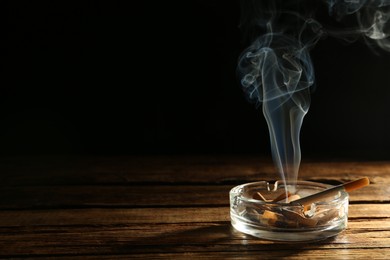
<box><xmin>230</xmin><ymin>180</ymin><xmax>348</xmax><ymax>206</ymax></box>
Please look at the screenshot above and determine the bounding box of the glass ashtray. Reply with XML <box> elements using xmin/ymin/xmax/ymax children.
<box><xmin>230</xmin><ymin>181</ymin><xmax>349</xmax><ymax>242</ymax></box>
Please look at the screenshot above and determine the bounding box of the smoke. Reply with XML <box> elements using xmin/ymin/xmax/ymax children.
<box><xmin>238</xmin><ymin>19</ymin><xmax>323</xmax><ymax>192</ymax></box>
<box><xmin>326</xmin><ymin>0</ymin><xmax>390</xmax><ymax>51</ymax></box>
<box><xmin>238</xmin><ymin>0</ymin><xmax>390</xmax><ymax>194</ymax></box>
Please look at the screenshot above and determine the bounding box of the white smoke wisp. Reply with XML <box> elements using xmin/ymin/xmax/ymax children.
<box><xmin>238</xmin><ymin>19</ymin><xmax>323</xmax><ymax>194</ymax></box>
<box><xmin>237</xmin><ymin>0</ymin><xmax>390</xmax><ymax>195</ymax></box>
<box><xmin>327</xmin><ymin>0</ymin><xmax>390</xmax><ymax>51</ymax></box>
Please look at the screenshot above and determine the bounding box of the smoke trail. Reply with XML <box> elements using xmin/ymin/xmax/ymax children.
<box><xmin>238</xmin><ymin>13</ymin><xmax>324</xmax><ymax>193</ymax></box>
<box><xmin>326</xmin><ymin>0</ymin><xmax>390</xmax><ymax>51</ymax></box>
<box><xmin>237</xmin><ymin>0</ymin><xmax>390</xmax><ymax>195</ymax></box>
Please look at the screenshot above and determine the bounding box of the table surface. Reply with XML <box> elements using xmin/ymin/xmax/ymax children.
<box><xmin>0</xmin><ymin>155</ymin><xmax>389</xmax><ymax>259</ymax></box>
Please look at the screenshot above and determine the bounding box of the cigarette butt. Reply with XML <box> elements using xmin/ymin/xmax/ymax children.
<box><xmin>291</xmin><ymin>177</ymin><xmax>370</xmax><ymax>206</ymax></box>
<box><xmin>281</xmin><ymin>210</ymin><xmax>318</xmax><ymax>227</ymax></box>
<box><xmin>287</xmin><ymin>194</ymin><xmax>301</xmax><ymax>202</ymax></box>
<box><xmin>272</xmin><ymin>191</ymin><xmax>291</xmax><ymax>202</ymax></box>
<box><xmin>298</xmin><ymin>216</ymin><xmax>318</xmax><ymax>227</ymax></box>
<box><xmin>274</xmin><ymin>194</ymin><xmax>310</xmax><ymax>212</ymax></box>
<box><xmin>253</xmin><ymin>192</ymin><xmax>269</xmax><ymax>201</ymax></box>
<box><xmin>260</xmin><ymin>210</ymin><xmax>280</xmax><ymax>225</ymax></box>
<box><xmin>303</xmin><ymin>204</ymin><xmax>312</xmax><ymax>212</ymax></box>
<box><xmin>253</xmin><ymin>191</ymin><xmax>291</xmax><ymax>203</ymax></box>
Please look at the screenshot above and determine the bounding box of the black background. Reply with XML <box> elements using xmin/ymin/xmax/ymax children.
<box><xmin>3</xmin><ymin>0</ymin><xmax>390</xmax><ymax>159</ymax></box>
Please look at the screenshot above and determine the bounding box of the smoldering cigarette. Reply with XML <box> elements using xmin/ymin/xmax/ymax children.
<box><xmin>291</xmin><ymin>177</ymin><xmax>370</xmax><ymax>206</ymax></box>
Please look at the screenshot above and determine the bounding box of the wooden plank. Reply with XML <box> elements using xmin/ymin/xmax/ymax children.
<box><xmin>0</xmin><ymin>204</ymin><xmax>388</xmax><ymax>227</ymax></box>
<box><xmin>349</xmin><ymin>204</ymin><xmax>390</xmax><ymax>218</ymax></box>
<box><xmin>0</xmin><ymin>183</ymin><xmax>387</xmax><ymax>209</ymax></box>
<box><xmin>1</xmin><ymin>156</ymin><xmax>389</xmax><ymax>185</ymax></box>
<box><xmin>0</xmin><ymin>156</ymin><xmax>388</xmax><ymax>258</ymax></box>
<box><xmin>0</xmin><ymin>208</ymin><xmax>227</xmax><ymax>226</ymax></box>
<box><xmin>0</xmin><ymin>221</ymin><xmax>389</xmax><ymax>256</ymax></box>
<box><xmin>7</xmin><ymin>249</ymin><xmax>390</xmax><ymax>260</ymax></box>
<box><xmin>0</xmin><ymin>185</ymin><xmax>228</xmax><ymax>209</ymax></box>
<box><xmin>71</xmin><ymin>249</ymin><xmax>390</xmax><ymax>260</ymax></box>
<box><xmin>0</xmin><ymin>155</ymin><xmax>272</xmax><ymax>185</ymax></box>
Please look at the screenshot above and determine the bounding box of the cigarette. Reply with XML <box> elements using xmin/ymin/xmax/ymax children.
<box><xmin>253</xmin><ymin>191</ymin><xmax>291</xmax><ymax>202</ymax></box>
<box><xmin>272</xmin><ymin>191</ymin><xmax>291</xmax><ymax>202</ymax></box>
<box><xmin>291</xmin><ymin>177</ymin><xmax>370</xmax><ymax>206</ymax></box>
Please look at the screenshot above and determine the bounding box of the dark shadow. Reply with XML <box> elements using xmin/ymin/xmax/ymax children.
<box><xmin>127</xmin><ymin>221</ymin><xmax>339</xmax><ymax>256</ymax></box>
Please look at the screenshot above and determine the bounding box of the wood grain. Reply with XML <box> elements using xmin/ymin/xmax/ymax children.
<box><xmin>0</xmin><ymin>204</ymin><xmax>388</xmax><ymax>226</ymax></box>
<box><xmin>0</xmin><ymin>156</ymin><xmax>389</xmax><ymax>258</ymax></box>
<box><xmin>0</xmin><ymin>221</ymin><xmax>390</xmax><ymax>256</ymax></box>
<box><xmin>1</xmin><ymin>156</ymin><xmax>389</xmax><ymax>185</ymax></box>
<box><xmin>0</xmin><ymin>183</ymin><xmax>386</xmax><ymax>210</ymax></box>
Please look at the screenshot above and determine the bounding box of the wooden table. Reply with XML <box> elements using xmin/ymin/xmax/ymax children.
<box><xmin>0</xmin><ymin>156</ymin><xmax>389</xmax><ymax>259</ymax></box>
